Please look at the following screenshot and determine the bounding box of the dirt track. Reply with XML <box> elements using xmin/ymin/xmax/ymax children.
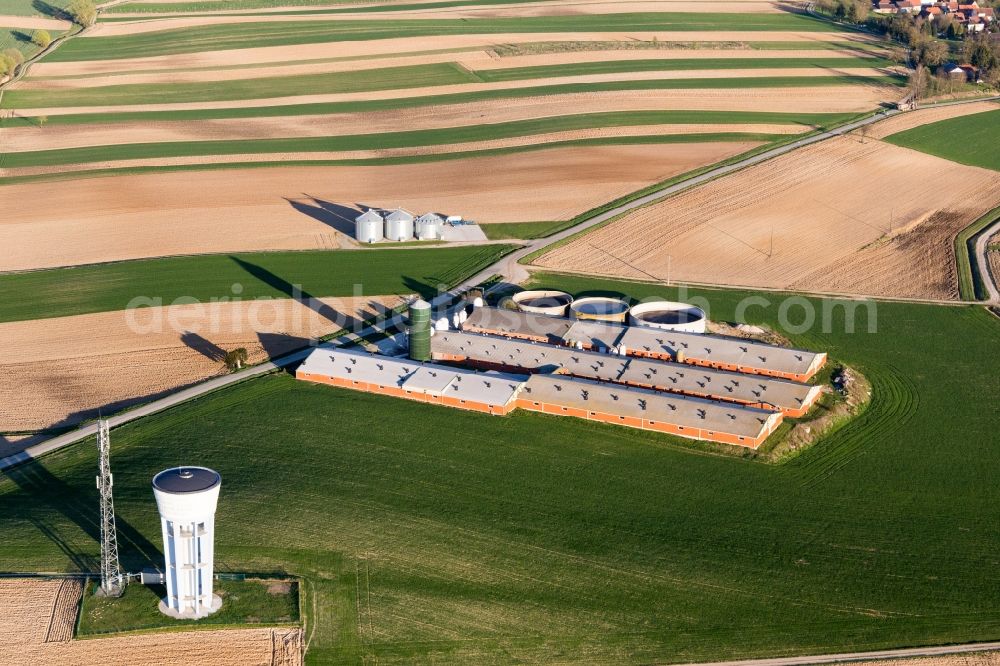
<box><xmin>0</xmin><ymin>578</ymin><xmax>302</xmax><ymax>666</ymax></box>
<box><xmin>536</xmin><ymin>136</ymin><xmax>1000</xmax><ymax>300</ymax></box>
<box><xmin>0</xmin><ymin>296</ymin><xmax>402</xmax><ymax>432</ymax></box>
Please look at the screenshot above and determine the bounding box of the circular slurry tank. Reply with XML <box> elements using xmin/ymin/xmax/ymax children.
<box><xmin>629</xmin><ymin>301</ymin><xmax>707</xmax><ymax>333</ymax></box>
<box><xmin>511</xmin><ymin>290</ymin><xmax>573</xmax><ymax>317</ymax></box>
<box><xmin>569</xmin><ymin>296</ymin><xmax>629</xmax><ymax>323</ymax></box>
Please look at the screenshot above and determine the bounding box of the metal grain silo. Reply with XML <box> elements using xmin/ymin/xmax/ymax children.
<box><xmin>409</xmin><ymin>299</ymin><xmax>431</xmax><ymax>361</ymax></box>
<box><xmin>385</xmin><ymin>208</ymin><xmax>415</xmax><ymax>241</ymax></box>
<box><xmin>415</xmin><ymin>213</ymin><xmax>444</xmax><ymax>240</ymax></box>
<box><xmin>355</xmin><ymin>209</ymin><xmax>383</xmax><ymax>243</ymax></box>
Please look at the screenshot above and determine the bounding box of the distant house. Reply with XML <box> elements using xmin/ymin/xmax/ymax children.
<box><xmin>875</xmin><ymin>0</ymin><xmax>897</xmax><ymax>12</ymax></box>
<box><xmin>895</xmin><ymin>0</ymin><xmax>922</xmax><ymax>13</ymax></box>
<box><xmin>959</xmin><ymin>63</ymin><xmax>983</xmax><ymax>82</ymax></box>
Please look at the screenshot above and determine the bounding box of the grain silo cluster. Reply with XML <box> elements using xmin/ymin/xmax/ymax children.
<box><xmin>354</xmin><ymin>208</ymin><xmax>444</xmax><ymax>243</ymax></box>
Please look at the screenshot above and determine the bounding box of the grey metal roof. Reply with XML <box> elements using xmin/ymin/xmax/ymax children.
<box><xmin>152</xmin><ymin>467</ymin><xmax>220</xmax><ymax>494</ymax></box>
<box><xmin>463</xmin><ymin>307</ymin><xmax>574</xmax><ymax>343</ymax></box>
<box><xmin>433</xmin><ymin>330</ymin><xmax>819</xmax><ymax>413</ymax></box>
<box><xmin>355</xmin><ymin>209</ymin><xmax>383</xmax><ymax>224</ymax></box>
<box><xmin>385</xmin><ymin>208</ymin><xmax>414</xmax><ymax>222</ymax></box>
<box><xmin>521</xmin><ymin>375</ymin><xmax>778</xmax><ymax>439</ymax></box>
<box><xmin>464</xmin><ymin>308</ymin><xmax>824</xmax><ymax>377</ymax></box>
<box><xmin>415</xmin><ymin>213</ymin><xmax>444</xmax><ymax>224</ymax></box>
<box><xmin>298</xmin><ymin>347</ymin><xmax>523</xmax><ymax>407</ymax></box>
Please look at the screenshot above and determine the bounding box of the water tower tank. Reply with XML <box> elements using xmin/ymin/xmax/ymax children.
<box><xmin>152</xmin><ymin>467</ymin><xmax>222</xmax><ymax>619</ymax></box>
<box><xmin>355</xmin><ymin>209</ymin><xmax>384</xmax><ymax>243</ymax></box>
<box><xmin>568</xmin><ymin>297</ymin><xmax>629</xmax><ymax>323</ymax></box>
<box><xmin>385</xmin><ymin>208</ymin><xmax>415</xmax><ymax>241</ymax></box>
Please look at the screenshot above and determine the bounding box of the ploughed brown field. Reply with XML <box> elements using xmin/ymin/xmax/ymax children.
<box><xmin>0</xmin><ymin>143</ymin><xmax>756</xmax><ymax>271</ymax></box>
<box><xmin>0</xmin><ymin>296</ymin><xmax>402</xmax><ymax>434</ymax></box>
<box><xmin>535</xmin><ymin>134</ymin><xmax>1000</xmax><ymax>300</ymax></box>
<box><xmin>0</xmin><ymin>579</ymin><xmax>302</xmax><ymax>666</ymax></box>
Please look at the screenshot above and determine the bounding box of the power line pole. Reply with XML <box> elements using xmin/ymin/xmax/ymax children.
<box><xmin>97</xmin><ymin>419</ymin><xmax>125</xmax><ymax>597</ymax></box>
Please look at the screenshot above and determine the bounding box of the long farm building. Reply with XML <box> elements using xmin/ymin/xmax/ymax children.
<box><xmin>462</xmin><ymin>308</ymin><xmax>826</xmax><ymax>382</ymax></box>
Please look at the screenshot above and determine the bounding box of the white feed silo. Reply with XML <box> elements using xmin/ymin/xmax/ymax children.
<box><xmin>385</xmin><ymin>208</ymin><xmax>415</xmax><ymax>241</ymax></box>
<box><xmin>355</xmin><ymin>209</ymin><xmax>384</xmax><ymax>243</ymax></box>
<box><xmin>415</xmin><ymin>213</ymin><xmax>444</xmax><ymax>240</ymax></box>
<box><xmin>152</xmin><ymin>466</ymin><xmax>222</xmax><ymax>619</ymax></box>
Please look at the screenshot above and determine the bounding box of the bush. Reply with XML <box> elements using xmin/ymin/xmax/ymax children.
<box><xmin>31</xmin><ymin>29</ymin><xmax>52</xmax><ymax>49</ymax></box>
<box><xmin>224</xmin><ymin>347</ymin><xmax>249</xmax><ymax>372</ymax></box>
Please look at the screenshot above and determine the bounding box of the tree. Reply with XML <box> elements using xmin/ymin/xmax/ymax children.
<box><xmin>224</xmin><ymin>348</ymin><xmax>249</xmax><ymax>372</ymax></box>
<box><xmin>66</xmin><ymin>0</ymin><xmax>96</xmax><ymax>27</ymax></box>
<box><xmin>908</xmin><ymin>64</ymin><xmax>930</xmax><ymax>99</ymax></box>
<box><xmin>31</xmin><ymin>29</ymin><xmax>51</xmax><ymax>49</ymax></box>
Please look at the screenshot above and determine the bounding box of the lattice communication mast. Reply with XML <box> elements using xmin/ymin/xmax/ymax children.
<box><xmin>97</xmin><ymin>419</ymin><xmax>126</xmax><ymax>597</ymax></box>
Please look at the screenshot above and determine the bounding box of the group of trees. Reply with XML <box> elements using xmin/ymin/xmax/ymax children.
<box><xmin>0</xmin><ymin>48</ymin><xmax>24</xmax><ymax>78</ymax></box>
<box><xmin>816</xmin><ymin>0</ymin><xmax>872</xmax><ymax>22</ymax></box>
<box><xmin>66</xmin><ymin>0</ymin><xmax>96</xmax><ymax>26</ymax></box>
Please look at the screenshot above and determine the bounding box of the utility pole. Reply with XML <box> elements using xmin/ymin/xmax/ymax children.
<box><xmin>97</xmin><ymin>419</ymin><xmax>125</xmax><ymax>597</ymax></box>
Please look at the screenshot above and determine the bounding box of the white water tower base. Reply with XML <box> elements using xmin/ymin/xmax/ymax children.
<box><xmin>158</xmin><ymin>594</ymin><xmax>223</xmax><ymax>619</ymax></box>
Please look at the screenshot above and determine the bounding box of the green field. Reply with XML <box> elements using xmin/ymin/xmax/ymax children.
<box><xmin>0</xmin><ymin>27</ymin><xmax>62</xmax><ymax>57</ymax></box>
<box><xmin>43</xmin><ymin>13</ymin><xmax>842</xmax><ymax>61</ymax></box>
<box><xmin>885</xmin><ymin>107</ymin><xmax>1000</xmax><ymax>172</ymax></box>
<box><xmin>78</xmin><ymin>578</ymin><xmax>300</xmax><ymax>635</ymax></box>
<box><xmin>480</xmin><ymin>220</ymin><xmax>570</xmax><ymax>240</ymax></box>
<box><xmin>103</xmin><ymin>0</ymin><xmax>552</xmax><ymax>15</ymax></box>
<box><xmin>2</xmin><ymin>276</ymin><xmax>998</xmax><ymax>663</ymax></box>
<box><xmin>0</xmin><ymin>245</ymin><xmax>513</xmax><ymax>323</ymax></box>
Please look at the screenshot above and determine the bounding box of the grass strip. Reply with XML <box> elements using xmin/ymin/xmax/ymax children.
<box><xmin>1</xmin><ymin>74</ymin><xmax>903</xmax><ymax>116</ymax></box>
<box><xmin>44</xmin><ymin>12</ymin><xmax>844</xmax><ymax>61</ymax></box>
<box><xmin>954</xmin><ymin>205</ymin><xmax>1000</xmax><ymax>301</ymax></box>
<box><xmin>0</xmin><ymin>245</ymin><xmax>514</xmax><ymax>323</ymax></box>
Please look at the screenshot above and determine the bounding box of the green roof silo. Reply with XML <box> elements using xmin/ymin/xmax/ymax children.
<box><xmin>408</xmin><ymin>299</ymin><xmax>432</xmax><ymax>362</ymax></box>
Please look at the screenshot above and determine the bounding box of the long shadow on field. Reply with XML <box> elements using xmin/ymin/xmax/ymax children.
<box><xmin>3</xmin><ymin>460</ymin><xmax>162</xmax><ymax>573</ymax></box>
<box><xmin>284</xmin><ymin>195</ymin><xmax>358</xmax><ymax>237</ymax></box>
<box><xmin>180</xmin><ymin>331</ymin><xmax>226</xmax><ymax>363</ymax></box>
<box><xmin>230</xmin><ymin>256</ymin><xmax>344</xmax><ymax>326</ymax></box>
<box><xmin>31</xmin><ymin>0</ymin><xmax>70</xmax><ymax>19</ymax></box>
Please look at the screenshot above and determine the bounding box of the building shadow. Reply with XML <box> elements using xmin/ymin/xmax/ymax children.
<box><xmin>283</xmin><ymin>195</ymin><xmax>360</xmax><ymax>237</ymax></box>
<box><xmin>180</xmin><ymin>331</ymin><xmax>226</xmax><ymax>362</ymax></box>
<box><xmin>3</xmin><ymin>460</ymin><xmax>162</xmax><ymax>573</ymax></box>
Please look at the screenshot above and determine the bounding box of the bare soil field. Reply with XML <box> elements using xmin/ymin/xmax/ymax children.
<box><xmin>868</xmin><ymin>100</ymin><xmax>1000</xmax><ymax>139</ymax></box>
<box><xmin>536</xmin><ymin>136</ymin><xmax>1000</xmax><ymax>300</ymax></box>
<box><xmin>0</xmin><ymin>296</ymin><xmax>402</xmax><ymax>432</ymax></box>
<box><xmin>0</xmin><ymin>578</ymin><xmax>302</xmax><ymax>666</ymax></box>
<box><xmin>31</xmin><ymin>31</ymin><xmax>860</xmax><ymax>75</ymax></box>
<box><xmin>21</xmin><ymin>46</ymin><xmax>879</xmax><ymax>88</ymax></box>
<box><xmin>1</xmin><ymin>102</ymin><xmax>806</xmax><ymax>152</ymax></box>
<box><xmin>0</xmin><ymin>144</ymin><xmax>750</xmax><ymax>270</ymax></box>
<box><xmin>20</xmin><ymin>83</ymin><xmax>896</xmax><ymax>118</ymax></box>
<box><xmin>849</xmin><ymin>655</ymin><xmax>1000</xmax><ymax>666</ymax></box>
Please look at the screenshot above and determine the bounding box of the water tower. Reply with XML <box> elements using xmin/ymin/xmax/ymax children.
<box><xmin>151</xmin><ymin>466</ymin><xmax>222</xmax><ymax>618</ymax></box>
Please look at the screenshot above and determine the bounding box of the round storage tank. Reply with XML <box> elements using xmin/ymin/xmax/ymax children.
<box><xmin>511</xmin><ymin>290</ymin><xmax>573</xmax><ymax>317</ymax></box>
<box><xmin>385</xmin><ymin>209</ymin><xmax>415</xmax><ymax>241</ymax></box>
<box><xmin>629</xmin><ymin>301</ymin><xmax>707</xmax><ymax>333</ymax></box>
<box><xmin>415</xmin><ymin>213</ymin><xmax>443</xmax><ymax>241</ymax></box>
<box><xmin>355</xmin><ymin>210</ymin><xmax>384</xmax><ymax>244</ymax></box>
<box><xmin>569</xmin><ymin>296</ymin><xmax>629</xmax><ymax>322</ymax></box>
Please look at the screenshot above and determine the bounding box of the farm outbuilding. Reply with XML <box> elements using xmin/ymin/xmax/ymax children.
<box><xmin>296</xmin><ymin>348</ymin><xmax>524</xmax><ymax>415</ymax></box>
<box><xmin>385</xmin><ymin>208</ymin><xmax>415</xmax><ymax>241</ymax></box>
<box><xmin>355</xmin><ymin>209</ymin><xmax>384</xmax><ymax>243</ymax></box>
<box><xmin>432</xmin><ymin>330</ymin><xmax>821</xmax><ymax>417</ymax></box>
<box><xmin>462</xmin><ymin>308</ymin><xmax>826</xmax><ymax>382</ymax></box>
<box><xmin>517</xmin><ymin>375</ymin><xmax>783</xmax><ymax>448</ymax></box>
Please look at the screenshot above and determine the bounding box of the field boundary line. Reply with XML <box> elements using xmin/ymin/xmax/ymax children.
<box><xmin>677</xmin><ymin>639</ymin><xmax>1000</xmax><ymax>666</ymax></box>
